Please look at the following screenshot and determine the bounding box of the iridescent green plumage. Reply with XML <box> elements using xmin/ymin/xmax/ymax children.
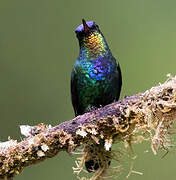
<box><xmin>71</xmin><ymin>20</ymin><xmax>122</xmax><ymax>116</ymax></box>
<box><xmin>71</xmin><ymin>19</ymin><xmax>122</xmax><ymax>172</ymax></box>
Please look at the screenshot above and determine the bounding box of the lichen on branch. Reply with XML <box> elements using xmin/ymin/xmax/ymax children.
<box><xmin>0</xmin><ymin>75</ymin><xmax>176</xmax><ymax>180</ymax></box>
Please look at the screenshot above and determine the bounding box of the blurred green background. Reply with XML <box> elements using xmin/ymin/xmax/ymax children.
<box><xmin>0</xmin><ymin>0</ymin><xmax>176</xmax><ymax>179</ymax></box>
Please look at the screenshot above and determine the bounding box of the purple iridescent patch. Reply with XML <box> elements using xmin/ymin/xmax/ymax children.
<box><xmin>75</xmin><ymin>21</ymin><xmax>95</xmax><ymax>32</ymax></box>
<box><xmin>87</xmin><ymin>58</ymin><xmax>111</xmax><ymax>80</ymax></box>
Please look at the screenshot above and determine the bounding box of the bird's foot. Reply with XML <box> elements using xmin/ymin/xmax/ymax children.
<box><xmin>86</xmin><ymin>106</ymin><xmax>98</xmax><ymax>113</ymax></box>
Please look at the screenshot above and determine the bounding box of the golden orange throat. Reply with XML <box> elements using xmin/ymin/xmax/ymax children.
<box><xmin>85</xmin><ymin>33</ymin><xmax>106</xmax><ymax>55</ymax></box>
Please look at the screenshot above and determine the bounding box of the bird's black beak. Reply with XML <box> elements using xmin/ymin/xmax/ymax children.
<box><xmin>82</xmin><ymin>19</ymin><xmax>90</xmax><ymax>33</ymax></box>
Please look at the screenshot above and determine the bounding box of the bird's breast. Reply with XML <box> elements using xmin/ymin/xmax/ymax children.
<box><xmin>81</xmin><ymin>57</ymin><xmax>114</xmax><ymax>82</ymax></box>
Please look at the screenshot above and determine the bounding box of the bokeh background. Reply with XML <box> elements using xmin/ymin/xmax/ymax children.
<box><xmin>0</xmin><ymin>0</ymin><xmax>176</xmax><ymax>179</ymax></box>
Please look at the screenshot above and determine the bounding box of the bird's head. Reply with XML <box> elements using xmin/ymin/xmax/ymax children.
<box><xmin>75</xmin><ymin>19</ymin><xmax>100</xmax><ymax>38</ymax></box>
<box><xmin>75</xmin><ymin>19</ymin><xmax>109</xmax><ymax>57</ymax></box>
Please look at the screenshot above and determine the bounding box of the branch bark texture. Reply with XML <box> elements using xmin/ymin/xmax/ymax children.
<box><xmin>0</xmin><ymin>76</ymin><xmax>176</xmax><ymax>179</ymax></box>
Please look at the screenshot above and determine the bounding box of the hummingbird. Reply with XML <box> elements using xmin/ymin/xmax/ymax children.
<box><xmin>71</xmin><ymin>19</ymin><xmax>122</xmax><ymax>172</ymax></box>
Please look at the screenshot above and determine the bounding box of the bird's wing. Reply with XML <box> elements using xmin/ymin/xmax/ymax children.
<box><xmin>71</xmin><ymin>66</ymin><xmax>79</xmax><ymax>116</ymax></box>
<box><xmin>115</xmin><ymin>62</ymin><xmax>122</xmax><ymax>100</ymax></box>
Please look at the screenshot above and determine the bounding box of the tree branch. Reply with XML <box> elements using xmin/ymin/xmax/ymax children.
<box><xmin>0</xmin><ymin>75</ymin><xmax>176</xmax><ymax>179</ymax></box>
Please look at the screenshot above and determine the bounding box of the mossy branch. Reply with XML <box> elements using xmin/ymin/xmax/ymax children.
<box><xmin>0</xmin><ymin>75</ymin><xmax>176</xmax><ymax>180</ymax></box>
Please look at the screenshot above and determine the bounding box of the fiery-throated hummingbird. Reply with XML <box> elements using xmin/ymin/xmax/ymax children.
<box><xmin>71</xmin><ymin>19</ymin><xmax>122</xmax><ymax>172</ymax></box>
